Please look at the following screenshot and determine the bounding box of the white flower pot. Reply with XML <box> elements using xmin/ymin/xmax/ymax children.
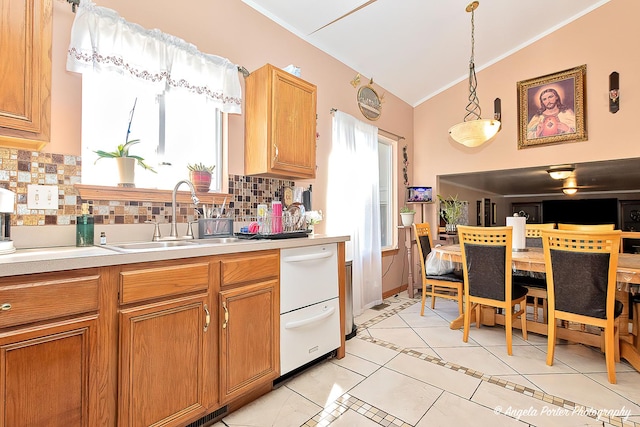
<box><xmin>400</xmin><ymin>212</ymin><xmax>415</xmax><ymax>226</ymax></box>
<box><xmin>116</xmin><ymin>157</ymin><xmax>136</xmax><ymax>186</ymax></box>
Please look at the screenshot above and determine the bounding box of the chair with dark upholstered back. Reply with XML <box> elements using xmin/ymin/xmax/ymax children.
<box><xmin>542</xmin><ymin>229</ymin><xmax>622</xmax><ymax>384</ymax></box>
<box><xmin>414</xmin><ymin>223</ymin><xmax>464</xmax><ymax>316</ymax></box>
<box><xmin>457</xmin><ymin>226</ymin><xmax>528</xmax><ymax>355</ymax></box>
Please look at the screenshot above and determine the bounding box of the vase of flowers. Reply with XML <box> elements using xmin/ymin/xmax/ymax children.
<box><xmin>305</xmin><ymin>210</ymin><xmax>323</xmax><ymax>235</ymax></box>
<box><xmin>438</xmin><ymin>194</ymin><xmax>465</xmax><ymax>234</ymax></box>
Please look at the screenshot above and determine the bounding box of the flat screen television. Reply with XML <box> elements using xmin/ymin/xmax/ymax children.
<box><xmin>542</xmin><ymin>198</ymin><xmax>619</xmax><ymax>228</ymax></box>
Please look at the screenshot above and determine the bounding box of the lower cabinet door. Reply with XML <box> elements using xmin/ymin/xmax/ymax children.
<box><xmin>219</xmin><ymin>280</ymin><xmax>279</xmax><ymax>403</ymax></box>
<box><xmin>0</xmin><ymin>317</ymin><xmax>97</xmax><ymax>427</ymax></box>
<box><xmin>119</xmin><ymin>295</ymin><xmax>210</xmax><ymax>427</ymax></box>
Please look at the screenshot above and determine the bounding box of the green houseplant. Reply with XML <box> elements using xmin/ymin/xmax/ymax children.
<box><xmin>400</xmin><ymin>205</ymin><xmax>416</xmax><ymax>226</ymax></box>
<box><xmin>187</xmin><ymin>163</ymin><xmax>215</xmax><ymax>192</ymax></box>
<box><xmin>437</xmin><ymin>194</ymin><xmax>465</xmax><ymax>233</ymax></box>
<box><xmin>93</xmin><ymin>99</ymin><xmax>156</xmax><ymax>186</ymax></box>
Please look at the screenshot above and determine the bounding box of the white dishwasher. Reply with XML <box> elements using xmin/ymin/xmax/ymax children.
<box><xmin>280</xmin><ymin>243</ymin><xmax>341</xmax><ymax>375</ymax></box>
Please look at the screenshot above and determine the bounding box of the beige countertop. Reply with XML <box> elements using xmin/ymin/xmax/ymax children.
<box><xmin>0</xmin><ymin>234</ymin><xmax>349</xmax><ymax>277</ymax></box>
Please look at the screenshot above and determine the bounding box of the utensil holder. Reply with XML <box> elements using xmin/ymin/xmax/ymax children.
<box><xmin>198</xmin><ymin>218</ymin><xmax>233</xmax><ymax>238</ymax></box>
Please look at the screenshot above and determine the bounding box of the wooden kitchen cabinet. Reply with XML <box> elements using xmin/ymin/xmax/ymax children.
<box><xmin>219</xmin><ymin>251</ymin><xmax>280</xmax><ymax>403</ymax></box>
<box><xmin>117</xmin><ymin>259</ymin><xmax>217</xmax><ymax>427</ymax></box>
<box><xmin>0</xmin><ymin>0</ymin><xmax>52</xmax><ymax>150</ymax></box>
<box><xmin>245</xmin><ymin>63</ymin><xmax>317</xmax><ymax>179</ymax></box>
<box><xmin>0</xmin><ymin>269</ymin><xmax>101</xmax><ymax>427</ymax></box>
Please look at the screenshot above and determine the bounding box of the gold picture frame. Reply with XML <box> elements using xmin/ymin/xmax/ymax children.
<box><xmin>517</xmin><ymin>65</ymin><xmax>587</xmax><ymax>149</ymax></box>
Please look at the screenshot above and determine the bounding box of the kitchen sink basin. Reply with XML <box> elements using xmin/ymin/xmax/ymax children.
<box><xmin>103</xmin><ymin>240</ymin><xmax>200</xmax><ymax>252</ymax></box>
<box><xmin>194</xmin><ymin>237</ymin><xmax>241</xmax><ymax>244</ymax></box>
<box><xmin>103</xmin><ymin>237</ymin><xmax>245</xmax><ymax>253</ymax></box>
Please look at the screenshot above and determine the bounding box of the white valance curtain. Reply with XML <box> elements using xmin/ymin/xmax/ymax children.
<box><xmin>66</xmin><ymin>0</ymin><xmax>242</xmax><ymax>114</ymax></box>
<box><xmin>327</xmin><ymin>111</ymin><xmax>383</xmax><ymax>315</ymax></box>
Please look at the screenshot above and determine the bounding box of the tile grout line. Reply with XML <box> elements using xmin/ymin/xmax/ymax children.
<box><xmin>351</xmin><ymin>298</ymin><xmax>638</xmax><ymax>427</ymax></box>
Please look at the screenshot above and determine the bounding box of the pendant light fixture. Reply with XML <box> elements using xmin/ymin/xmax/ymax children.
<box><xmin>448</xmin><ymin>1</ymin><xmax>501</xmax><ymax>148</ymax></box>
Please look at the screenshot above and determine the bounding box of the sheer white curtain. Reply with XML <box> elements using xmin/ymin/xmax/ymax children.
<box><xmin>66</xmin><ymin>0</ymin><xmax>241</xmax><ymax>114</ymax></box>
<box><xmin>327</xmin><ymin>111</ymin><xmax>383</xmax><ymax>316</ymax></box>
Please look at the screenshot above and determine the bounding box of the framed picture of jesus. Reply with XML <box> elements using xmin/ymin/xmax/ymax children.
<box><xmin>517</xmin><ymin>65</ymin><xmax>587</xmax><ymax>149</ymax></box>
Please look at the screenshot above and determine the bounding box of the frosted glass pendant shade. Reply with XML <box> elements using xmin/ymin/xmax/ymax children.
<box><xmin>448</xmin><ymin>119</ymin><xmax>501</xmax><ymax>148</ymax></box>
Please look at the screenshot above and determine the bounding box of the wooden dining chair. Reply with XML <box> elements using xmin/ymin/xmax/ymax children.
<box><xmin>525</xmin><ymin>223</ymin><xmax>556</xmax><ymax>248</ymax></box>
<box><xmin>457</xmin><ymin>226</ymin><xmax>528</xmax><ymax>355</ymax></box>
<box><xmin>516</xmin><ymin>223</ymin><xmax>556</xmax><ymax>322</ymax></box>
<box><xmin>557</xmin><ymin>223</ymin><xmax>615</xmax><ymax>231</ymax></box>
<box><xmin>541</xmin><ymin>229</ymin><xmax>622</xmax><ymax>384</ymax></box>
<box><xmin>413</xmin><ymin>223</ymin><xmax>464</xmax><ymax>316</ymax></box>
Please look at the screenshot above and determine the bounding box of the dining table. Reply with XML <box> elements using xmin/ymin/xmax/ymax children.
<box><xmin>433</xmin><ymin>244</ymin><xmax>640</xmax><ymax>372</ymax></box>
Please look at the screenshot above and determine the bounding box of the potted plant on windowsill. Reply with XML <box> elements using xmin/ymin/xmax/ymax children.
<box><xmin>93</xmin><ymin>99</ymin><xmax>156</xmax><ymax>187</ymax></box>
<box><xmin>438</xmin><ymin>194</ymin><xmax>465</xmax><ymax>234</ymax></box>
<box><xmin>400</xmin><ymin>205</ymin><xmax>416</xmax><ymax>226</ymax></box>
<box><xmin>94</xmin><ymin>139</ymin><xmax>156</xmax><ymax>187</ymax></box>
<box><xmin>187</xmin><ymin>163</ymin><xmax>215</xmax><ymax>192</ymax></box>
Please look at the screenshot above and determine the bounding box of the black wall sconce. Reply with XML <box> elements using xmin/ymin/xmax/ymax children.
<box><xmin>609</xmin><ymin>71</ymin><xmax>619</xmax><ymax>114</ymax></box>
<box><xmin>494</xmin><ymin>98</ymin><xmax>502</xmax><ymax>121</ymax></box>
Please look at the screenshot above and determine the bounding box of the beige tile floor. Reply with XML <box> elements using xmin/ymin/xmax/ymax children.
<box><xmin>213</xmin><ymin>293</ymin><xmax>640</xmax><ymax>427</ymax></box>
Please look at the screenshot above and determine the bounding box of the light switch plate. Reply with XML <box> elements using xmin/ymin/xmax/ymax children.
<box><xmin>27</xmin><ymin>184</ymin><xmax>59</xmax><ymax>210</ymax></box>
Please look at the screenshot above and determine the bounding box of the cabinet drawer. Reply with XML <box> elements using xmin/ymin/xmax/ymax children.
<box><xmin>120</xmin><ymin>262</ymin><xmax>210</xmax><ymax>305</ymax></box>
<box><xmin>221</xmin><ymin>251</ymin><xmax>279</xmax><ymax>287</ymax></box>
<box><xmin>0</xmin><ymin>274</ymin><xmax>99</xmax><ymax>329</ymax></box>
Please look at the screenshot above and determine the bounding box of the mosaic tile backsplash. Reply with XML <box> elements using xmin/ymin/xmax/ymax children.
<box><xmin>0</xmin><ymin>148</ymin><xmax>298</xmax><ymax>227</ymax></box>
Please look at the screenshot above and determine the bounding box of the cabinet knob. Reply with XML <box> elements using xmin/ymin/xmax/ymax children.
<box><xmin>0</xmin><ymin>303</ymin><xmax>11</xmax><ymax>311</ymax></box>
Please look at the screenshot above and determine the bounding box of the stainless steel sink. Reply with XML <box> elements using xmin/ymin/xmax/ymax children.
<box><xmin>103</xmin><ymin>237</ymin><xmax>245</xmax><ymax>253</ymax></box>
<box><xmin>194</xmin><ymin>237</ymin><xmax>241</xmax><ymax>244</ymax></box>
<box><xmin>103</xmin><ymin>240</ymin><xmax>201</xmax><ymax>252</ymax></box>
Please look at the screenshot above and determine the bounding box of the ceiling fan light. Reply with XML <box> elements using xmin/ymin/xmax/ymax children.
<box><xmin>448</xmin><ymin>119</ymin><xmax>501</xmax><ymax>148</ymax></box>
<box><xmin>547</xmin><ymin>167</ymin><xmax>574</xmax><ymax>180</ymax></box>
<box><xmin>562</xmin><ymin>187</ymin><xmax>578</xmax><ymax>195</ymax></box>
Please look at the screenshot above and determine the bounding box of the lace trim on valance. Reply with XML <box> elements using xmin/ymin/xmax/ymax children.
<box><xmin>66</xmin><ymin>0</ymin><xmax>242</xmax><ymax>113</ymax></box>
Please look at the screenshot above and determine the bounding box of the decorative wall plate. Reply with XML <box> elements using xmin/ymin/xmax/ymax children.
<box><xmin>357</xmin><ymin>85</ymin><xmax>382</xmax><ymax>121</ymax></box>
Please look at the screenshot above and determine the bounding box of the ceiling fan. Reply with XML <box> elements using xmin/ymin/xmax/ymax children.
<box><xmin>310</xmin><ymin>0</ymin><xmax>378</xmax><ymax>34</ymax></box>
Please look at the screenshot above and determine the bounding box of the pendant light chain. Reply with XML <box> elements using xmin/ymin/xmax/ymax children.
<box><xmin>464</xmin><ymin>6</ymin><xmax>482</xmax><ymax>122</ymax></box>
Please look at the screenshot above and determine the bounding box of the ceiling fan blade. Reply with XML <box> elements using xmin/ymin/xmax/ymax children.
<box><xmin>309</xmin><ymin>0</ymin><xmax>378</xmax><ymax>35</ymax></box>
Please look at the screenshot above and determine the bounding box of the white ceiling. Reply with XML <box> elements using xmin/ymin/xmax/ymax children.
<box><xmin>242</xmin><ymin>0</ymin><xmax>610</xmax><ymax>107</ymax></box>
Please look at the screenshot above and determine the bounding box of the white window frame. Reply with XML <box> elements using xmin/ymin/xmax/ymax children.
<box><xmin>80</xmin><ymin>72</ymin><xmax>228</xmax><ymax>193</ymax></box>
<box><xmin>378</xmin><ymin>134</ymin><xmax>398</xmax><ymax>251</ymax></box>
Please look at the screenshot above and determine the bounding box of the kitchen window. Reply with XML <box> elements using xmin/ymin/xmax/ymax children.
<box><xmin>66</xmin><ymin>0</ymin><xmax>241</xmax><ymax>193</ymax></box>
<box><xmin>378</xmin><ymin>135</ymin><xmax>397</xmax><ymax>250</ymax></box>
<box><xmin>81</xmin><ymin>72</ymin><xmax>225</xmax><ymax>191</ymax></box>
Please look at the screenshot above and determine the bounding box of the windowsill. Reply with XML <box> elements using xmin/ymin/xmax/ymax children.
<box><xmin>74</xmin><ymin>184</ymin><xmax>228</xmax><ymax>204</ymax></box>
<box><xmin>382</xmin><ymin>247</ymin><xmax>399</xmax><ymax>257</ymax></box>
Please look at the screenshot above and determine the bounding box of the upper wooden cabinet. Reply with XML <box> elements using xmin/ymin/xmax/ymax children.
<box><xmin>0</xmin><ymin>0</ymin><xmax>52</xmax><ymax>150</ymax></box>
<box><xmin>244</xmin><ymin>63</ymin><xmax>317</xmax><ymax>179</ymax></box>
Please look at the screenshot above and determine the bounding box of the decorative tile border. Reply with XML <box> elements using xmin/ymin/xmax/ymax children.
<box><xmin>343</xmin><ymin>298</ymin><xmax>638</xmax><ymax>427</ymax></box>
<box><xmin>302</xmin><ymin>393</ymin><xmax>412</xmax><ymax>427</ymax></box>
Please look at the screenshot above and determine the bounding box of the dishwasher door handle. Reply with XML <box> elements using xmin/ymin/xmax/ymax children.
<box><xmin>284</xmin><ymin>306</ymin><xmax>336</xmax><ymax>329</ymax></box>
<box><xmin>281</xmin><ymin>251</ymin><xmax>334</xmax><ymax>263</ymax></box>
